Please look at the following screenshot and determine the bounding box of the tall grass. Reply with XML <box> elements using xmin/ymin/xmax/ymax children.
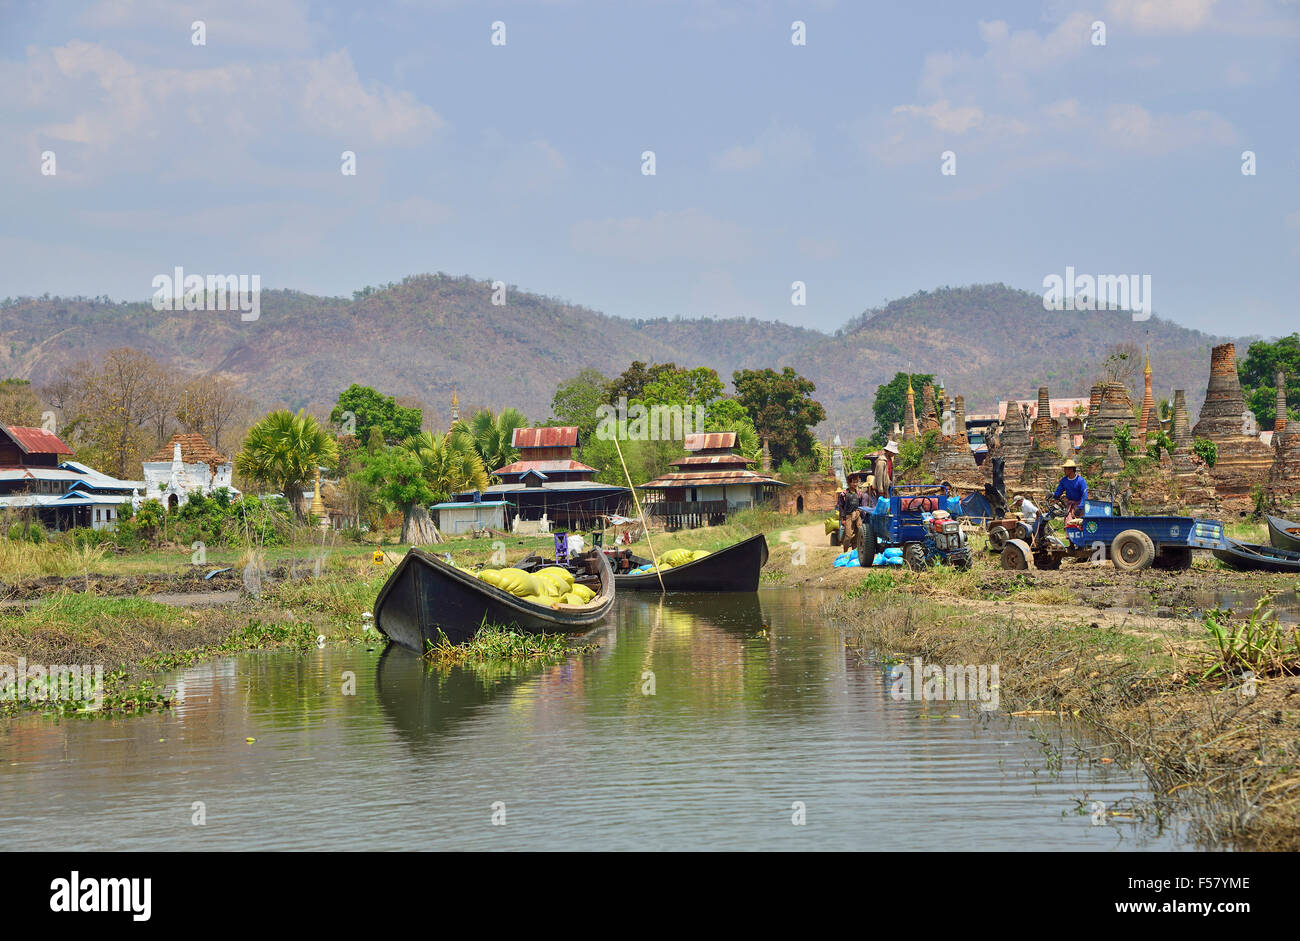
<box><xmin>0</xmin><ymin>540</ymin><xmax>108</xmax><ymax>579</ymax></box>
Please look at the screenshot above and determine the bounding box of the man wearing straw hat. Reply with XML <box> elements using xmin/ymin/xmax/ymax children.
<box><xmin>1053</xmin><ymin>458</ymin><xmax>1088</xmax><ymax>528</ymax></box>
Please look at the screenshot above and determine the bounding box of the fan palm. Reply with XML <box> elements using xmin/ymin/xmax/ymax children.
<box><xmin>403</xmin><ymin>431</ymin><xmax>490</xmax><ymax>503</ymax></box>
<box><xmin>452</xmin><ymin>408</ymin><xmax>528</xmax><ymax>474</ymax></box>
<box><xmin>235</xmin><ymin>410</ymin><xmax>339</xmax><ymax>518</ymax></box>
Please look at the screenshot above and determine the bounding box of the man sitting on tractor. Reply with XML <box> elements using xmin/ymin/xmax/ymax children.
<box><xmin>1053</xmin><ymin>459</ymin><xmax>1088</xmax><ymax>528</ymax></box>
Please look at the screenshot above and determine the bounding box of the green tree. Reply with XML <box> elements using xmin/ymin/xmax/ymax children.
<box><xmin>639</xmin><ymin>366</ymin><xmax>723</xmax><ymax>408</ymax></box>
<box><xmin>606</xmin><ymin>361</ymin><xmax>678</xmax><ymax>404</ymax></box>
<box><xmin>330</xmin><ymin>384</ymin><xmax>422</xmax><ymax>445</ymax></box>
<box><xmin>234</xmin><ymin>410</ymin><xmax>339</xmax><ymax>518</ymax></box>
<box><xmin>732</xmin><ymin>367</ymin><xmax>826</xmax><ymax>466</ymax></box>
<box><xmin>870</xmin><ymin>372</ymin><xmax>934</xmax><ymax>445</ymax></box>
<box><xmin>363</xmin><ymin>432</ymin><xmax>490</xmax><ymax>544</ymax></box>
<box><xmin>1239</xmin><ymin>334</ymin><xmax>1300</xmax><ymax>429</ymax></box>
<box><xmin>551</xmin><ymin>368</ymin><xmax>609</xmax><ymax>439</ymax></box>
<box><xmin>452</xmin><ymin>407</ymin><xmax>529</xmax><ymax>473</ymax></box>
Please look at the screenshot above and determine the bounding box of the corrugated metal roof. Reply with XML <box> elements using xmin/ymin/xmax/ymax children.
<box><xmin>640</xmin><ymin>470</ymin><xmax>786</xmax><ymax>489</ymax></box>
<box><xmin>683</xmin><ymin>432</ymin><xmax>737</xmax><ymax>451</ymax></box>
<box><xmin>512</xmin><ymin>426</ymin><xmax>578</xmax><ymax>448</ymax></box>
<box><xmin>495</xmin><ymin>459</ymin><xmax>596</xmax><ymax>475</ymax></box>
<box><xmin>5</xmin><ymin>426</ymin><xmax>73</xmax><ymax>455</ymax></box>
<box><xmin>475</xmin><ymin>481</ymin><xmax>630</xmax><ymax>494</ymax></box>
<box><xmin>671</xmin><ymin>454</ymin><xmax>754</xmax><ymax>467</ymax></box>
<box><xmin>430</xmin><ymin>501</ymin><xmax>510</xmax><ymax>509</ymax></box>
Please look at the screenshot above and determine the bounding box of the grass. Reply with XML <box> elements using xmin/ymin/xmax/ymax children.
<box><xmin>423</xmin><ymin>623</ymin><xmax>592</xmax><ymax>668</ymax></box>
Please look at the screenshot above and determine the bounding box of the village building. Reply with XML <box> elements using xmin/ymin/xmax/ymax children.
<box><xmin>141</xmin><ymin>433</ymin><xmax>239</xmax><ymax>509</ymax></box>
<box><xmin>0</xmin><ymin>425</ymin><xmax>142</xmax><ymax>531</ymax></box>
<box><xmin>430</xmin><ymin>497</ymin><xmax>509</xmax><ymax>536</ymax></box>
<box><xmin>459</xmin><ymin>426</ymin><xmax>629</xmax><ymax>533</ymax></box>
<box><xmin>639</xmin><ymin>432</ymin><xmax>785</xmax><ymax>528</ymax></box>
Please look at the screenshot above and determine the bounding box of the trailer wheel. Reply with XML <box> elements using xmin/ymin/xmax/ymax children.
<box><xmin>987</xmin><ymin>525</ymin><xmax>1009</xmax><ymax>552</ymax></box>
<box><xmin>1112</xmin><ymin>529</ymin><xmax>1156</xmax><ymax>572</ymax></box>
<box><xmin>859</xmin><ymin>526</ymin><xmax>878</xmax><ymax>566</ymax></box>
<box><xmin>902</xmin><ymin>542</ymin><xmax>927</xmax><ymax>571</ymax></box>
<box><xmin>1000</xmin><ymin>538</ymin><xmax>1034</xmax><ymax>570</ymax></box>
<box><xmin>1153</xmin><ymin>547</ymin><xmax>1193</xmax><ymax>571</ymax></box>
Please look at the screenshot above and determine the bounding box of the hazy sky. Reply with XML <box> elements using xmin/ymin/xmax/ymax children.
<box><xmin>3</xmin><ymin>0</ymin><xmax>1298</xmax><ymax>336</ymax></box>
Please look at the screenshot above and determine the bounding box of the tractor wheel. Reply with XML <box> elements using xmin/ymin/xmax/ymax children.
<box><xmin>1112</xmin><ymin>529</ymin><xmax>1156</xmax><ymax>572</ymax></box>
<box><xmin>859</xmin><ymin>526</ymin><xmax>878</xmax><ymax>566</ymax></box>
<box><xmin>987</xmin><ymin>525</ymin><xmax>1009</xmax><ymax>552</ymax></box>
<box><xmin>1013</xmin><ymin>522</ymin><xmax>1032</xmax><ymax>543</ymax></box>
<box><xmin>1153</xmin><ymin>547</ymin><xmax>1193</xmax><ymax>571</ymax></box>
<box><xmin>1000</xmin><ymin>538</ymin><xmax>1034</xmax><ymax>571</ymax></box>
<box><xmin>902</xmin><ymin>542</ymin><xmax>927</xmax><ymax>571</ymax></box>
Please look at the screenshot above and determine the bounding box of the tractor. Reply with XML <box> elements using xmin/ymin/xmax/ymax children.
<box><xmin>999</xmin><ymin>495</ymin><xmax>1225</xmax><ymax>572</ymax></box>
<box><xmin>860</xmin><ymin>483</ymin><xmax>973</xmax><ymax>571</ymax></box>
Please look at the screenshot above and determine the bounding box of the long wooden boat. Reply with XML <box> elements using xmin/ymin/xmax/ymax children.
<box><xmin>1212</xmin><ymin>539</ymin><xmax>1300</xmax><ymax>573</ymax></box>
<box><xmin>1267</xmin><ymin>514</ymin><xmax>1300</xmax><ymax>553</ymax></box>
<box><xmin>605</xmin><ymin>533</ymin><xmax>769</xmax><ymax>592</ymax></box>
<box><xmin>374</xmin><ymin>548</ymin><xmax>615</xmax><ymax>651</ymax></box>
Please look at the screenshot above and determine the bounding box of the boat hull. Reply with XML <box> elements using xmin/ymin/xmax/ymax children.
<box><xmin>374</xmin><ymin>548</ymin><xmax>614</xmax><ymax>652</ymax></box>
<box><xmin>1212</xmin><ymin>540</ymin><xmax>1300</xmax><ymax>573</ymax></box>
<box><xmin>610</xmin><ymin>533</ymin><xmax>769</xmax><ymax>592</ymax></box>
<box><xmin>1267</xmin><ymin>515</ymin><xmax>1300</xmax><ymax>553</ymax></box>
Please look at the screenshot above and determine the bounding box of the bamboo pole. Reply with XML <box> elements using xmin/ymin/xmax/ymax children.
<box><xmin>612</xmin><ymin>435</ymin><xmax>665</xmax><ymax>593</ymax></box>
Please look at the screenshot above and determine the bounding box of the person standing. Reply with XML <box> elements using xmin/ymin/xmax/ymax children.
<box><xmin>838</xmin><ymin>476</ymin><xmax>863</xmax><ymax>548</ymax></box>
<box><xmin>873</xmin><ymin>441</ymin><xmax>898</xmax><ymax>499</ymax></box>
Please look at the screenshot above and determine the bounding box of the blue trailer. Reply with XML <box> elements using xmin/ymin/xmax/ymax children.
<box><xmin>861</xmin><ymin>483</ymin><xmax>973</xmax><ymax>571</ymax></box>
<box><xmin>1000</xmin><ymin>497</ymin><xmax>1226</xmax><ymax>572</ymax></box>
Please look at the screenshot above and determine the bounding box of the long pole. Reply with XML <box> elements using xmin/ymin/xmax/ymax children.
<box><xmin>612</xmin><ymin>435</ymin><xmax>666</xmax><ymax>593</ymax></box>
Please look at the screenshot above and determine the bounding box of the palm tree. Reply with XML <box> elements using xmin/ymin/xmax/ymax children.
<box><xmin>366</xmin><ymin>431</ymin><xmax>490</xmax><ymax>544</ymax></box>
<box><xmin>235</xmin><ymin>410</ymin><xmax>339</xmax><ymax>518</ymax></box>
<box><xmin>452</xmin><ymin>407</ymin><xmax>528</xmax><ymax>475</ymax></box>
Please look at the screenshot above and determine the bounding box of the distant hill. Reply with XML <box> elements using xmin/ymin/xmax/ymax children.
<box><xmin>787</xmin><ymin>283</ymin><xmax>1234</xmax><ymax>434</ymax></box>
<box><xmin>0</xmin><ymin>277</ymin><xmax>1241</xmax><ymax>437</ymax></box>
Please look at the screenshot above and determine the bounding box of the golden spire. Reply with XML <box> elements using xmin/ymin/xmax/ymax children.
<box><xmin>450</xmin><ymin>384</ymin><xmax>460</xmax><ymax>424</ymax></box>
<box><xmin>309</xmin><ymin>466</ymin><xmax>325</xmax><ymax>518</ymax></box>
<box><xmin>1144</xmin><ymin>342</ymin><xmax>1151</xmax><ymax>377</ymax></box>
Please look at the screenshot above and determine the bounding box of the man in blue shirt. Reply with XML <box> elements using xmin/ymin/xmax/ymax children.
<box><xmin>1053</xmin><ymin>458</ymin><xmax>1088</xmax><ymax>527</ymax></box>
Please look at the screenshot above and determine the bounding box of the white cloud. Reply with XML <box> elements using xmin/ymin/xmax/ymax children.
<box><xmin>570</xmin><ymin>210</ymin><xmax>753</xmax><ymax>265</ymax></box>
<box><xmin>1104</xmin><ymin>0</ymin><xmax>1219</xmax><ymax>31</ymax></box>
<box><xmin>713</xmin><ymin>120</ymin><xmax>814</xmax><ymax>171</ymax></box>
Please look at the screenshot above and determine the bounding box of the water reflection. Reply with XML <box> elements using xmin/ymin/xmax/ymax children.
<box><xmin>0</xmin><ymin>589</ymin><xmax>1188</xmax><ymax>851</ymax></box>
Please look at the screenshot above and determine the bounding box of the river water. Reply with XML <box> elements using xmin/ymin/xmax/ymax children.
<box><xmin>0</xmin><ymin>589</ymin><xmax>1187</xmax><ymax>850</ymax></box>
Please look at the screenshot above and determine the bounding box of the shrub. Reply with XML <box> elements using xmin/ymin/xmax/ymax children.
<box><xmin>1192</xmin><ymin>437</ymin><xmax>1218</xmax><ymax>468</ymax></box>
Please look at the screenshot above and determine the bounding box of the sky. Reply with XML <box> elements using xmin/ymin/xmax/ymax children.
<box><xmin>2</xmin><ymin>0</ymin><xmax>1298</xmax><ymax>337</ymax></box>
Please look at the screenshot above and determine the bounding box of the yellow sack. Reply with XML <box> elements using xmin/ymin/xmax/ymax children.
<box><xmin>477</xmin><ymin>568</ymin><xmax>504</xmax><ymax>587</ymax></box>
<box><xmin>569</xmin><ymin>582</ymin><xmax>595</xmax><ymax>602</ymax></box>
<box><xmin>660</xmin><ymin>548</ymin><xmax>694</xmax><ymax>568</ymax></box>
<box><xmin>536</xmin><ymin>566</ymin><xmax>575</xmax><ymax>587</ymax></box>
<box><xmin>690</xmin><ymin>549</ymin><xmax>710</xmax><ymax>561</ymax></box>
<box><xmin>534</xmin><ymin>572</ymin><xmax>568</xmax><ymax>597</ymax></box>
<box><xmin>518</xmin><ymin>594</ymin><xmax>555</xmax><ymax>608</ymax></box>
<box><xmin>560</xmin><ymin>591</ymin><xmax>586</xmax><ymax>606</ymax></box>
<box><xmin>495</xmin><ymin>568</ymin><xmax>539</xmax><ymax>598</ymax></box>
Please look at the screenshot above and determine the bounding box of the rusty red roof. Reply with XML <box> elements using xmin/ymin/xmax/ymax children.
<box><xmin>5</xmin><ymin>426</ymin><xmax>73</xmax><ymax>455</ymax></box>
<box><xmin>670</xmin><ymin>454</ymin><xmax>754</xmax><ymax>467</ymax></box>
<box><xmin>640</xmin><ymin>469</ymin><xmax>786</xmax><ymax>489</ymax></box>
<box><xmin>513</xmin><ymin>426</ymin><xmax>579</xmax><ymax>448</ymax></box>
<box><xmin>494</xmin><ymin>459</ymin><xmax>596</xmax><ymax>476</ymax></box>
<box><xmin>683</xmin><ymin>432</ymin><xmax>737</xmax><ymax>451</ymax></box>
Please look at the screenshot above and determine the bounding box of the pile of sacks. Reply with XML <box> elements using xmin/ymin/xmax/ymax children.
<box><xmin>477</xmin><ymin>566</ymin><xmax>598</xmax><ymax>607</ymax></box>
<box><xmin>832</xmin><ymin>547</ymin><xmax>904</xmax><ymax>568</ymax></box>
<box><xmin>629</xmin><ymin>547</ymin><xmax>710</xmax><ymax>574</ymax></box>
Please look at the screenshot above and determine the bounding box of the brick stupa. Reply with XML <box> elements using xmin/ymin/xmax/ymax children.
<box><xmin>1191</xmin><ymin>343</ymin><xmax>1274</xmax><ymax>501</ymax></box>
<box><xmin>932</xmin><ymin>392</ymin><xmax>980</xmax><ymax>486</ymax></box>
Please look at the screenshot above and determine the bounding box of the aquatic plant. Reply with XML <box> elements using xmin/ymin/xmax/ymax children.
<box><xmin>1200</xmin><ymin>596</ymin><xmax>1300</xmax><ymax>682</ymax></box>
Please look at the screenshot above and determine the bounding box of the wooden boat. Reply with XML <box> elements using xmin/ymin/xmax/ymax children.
<box><xmin>1267</xmin><ymin>514</ymin><xmax>1300</xmax><ymax>553</ymax></box>
<box><xmin>604</xmin><ymin>533</ymin><xmax>769</xmax><ymax>592</ymax></box>
<box><xmin>1212</xmin><ymin>539</ymin><xmax>1300</xmax><ymax>573</ymax></box>
<box><xmin>374</xmin><ymin>547</ymin><xmax>615</xmax><ymax>652</ymax></box>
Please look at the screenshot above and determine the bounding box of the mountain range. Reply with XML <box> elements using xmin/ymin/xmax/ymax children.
<box><xmin>0</xmin><ymin>276</ymin><xmax>1245</xmax><ymax>437</ymax></box>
